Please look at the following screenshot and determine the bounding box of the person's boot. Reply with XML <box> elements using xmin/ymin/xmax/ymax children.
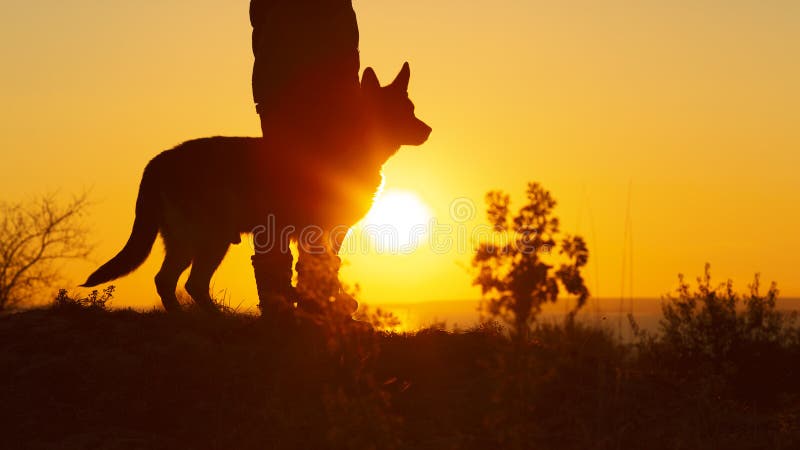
<box><xmin>295</xmin><ymin>254</ymin><xmax>358</xmax><ymax>318</ymax></box>
<box><xmin>251</xmin><ymin>251</ymin><xmax>295</xmax><ymax>322</ymax></box>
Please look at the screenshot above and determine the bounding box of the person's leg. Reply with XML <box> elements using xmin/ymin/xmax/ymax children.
<box><xmin>249</xmin><ymin>0</ymin><xmax>362</xmax><ymax>314</ymax></box>
<box><xmin>295</xmin><ymin>233</ymin><xmax>358</xmax><ymax>317</ymax></box>
<box><xmin>251</xmin><ymin>248</ymin><xmax>295</xmax><ymax>317</ymax></box>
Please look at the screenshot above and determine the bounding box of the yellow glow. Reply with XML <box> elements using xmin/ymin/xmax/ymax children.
<box><xmin>361</xmin><ymin>189</ymin><xmax>432</xmax><ymax>250</ymax></box>
<box><xmin>1</xmin><ymin>1</ymin><xmax>799</xmax><ymax>309</ymax></box>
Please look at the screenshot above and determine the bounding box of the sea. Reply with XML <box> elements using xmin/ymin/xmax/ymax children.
<box><xmin>370</xmin><ymin>297</ymin><xmax>800</xmax><ymax>337</ymax></box>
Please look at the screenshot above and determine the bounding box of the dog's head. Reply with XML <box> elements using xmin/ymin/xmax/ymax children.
<box><xmin>362</xmin><ymin>63</ymin><xmax>432</xmax><ymax>149</ymax></box>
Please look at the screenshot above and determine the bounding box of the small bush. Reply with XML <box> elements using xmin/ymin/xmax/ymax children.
<box><xmin>354</xmin><ymin>305</ymin><xmax>402</xmax><ymax>332</ymax></box>
<box><xmin>648</xmin><ymin>264</ymin><xmax>799</xmax><ymax>405</ymax></box>
<box><xmin>52</xmin><ymin>286</ymin><xmax>115</xmax><ymax>311</ymax></box>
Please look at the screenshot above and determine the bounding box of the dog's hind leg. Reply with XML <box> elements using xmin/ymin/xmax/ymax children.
<box><xmin>155</xmin><ymin>246</ymin><xmax>192</xmax><ymax>312</ymax></box>
<box><xmin>185</xmin><ymin>242</ymin><xmax>229</xmax><ymax>311</ymax></box>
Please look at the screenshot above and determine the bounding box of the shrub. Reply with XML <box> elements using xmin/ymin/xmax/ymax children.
<box><xmin>653</xmin><ymin>264</ymin><xmax>798</xmax><ymax>404</ymax></box>
<box><xmin>52</xmin><ymin>286</ymin><xmax>115</xmax><ymax>311</ymax></box>
<box><xmin>472</xmin><ymin>182</ymin><xmax>589</xmax><ymax>341</ymax></box>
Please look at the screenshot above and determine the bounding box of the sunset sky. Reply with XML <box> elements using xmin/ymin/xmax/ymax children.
<box><xmin>1</xmin><ymin>0</ymin><xmax>798</xmax><ymax>311</ymax></box>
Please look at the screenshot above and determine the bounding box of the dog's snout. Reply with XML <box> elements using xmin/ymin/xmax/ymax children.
<box><xmin>422</xmin><ymin>122</ymin><xmax>432</xmax><ymax>137</ymax></box>
<box><xmin>415</xmin><ymin>119</ymin><xmax>432</xmax><ymax>144</ymax></box>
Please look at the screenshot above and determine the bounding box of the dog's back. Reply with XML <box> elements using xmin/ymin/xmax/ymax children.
<box><xmin>149</xmin><ymin>135</ymin><xmax>379</xmax><ymax>235</ymax></box>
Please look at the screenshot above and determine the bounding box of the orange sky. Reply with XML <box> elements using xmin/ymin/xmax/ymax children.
<box><xmin>1</xmin><ymin>0</ymin><xmax>798</xmax><ymax>310</ymax></box>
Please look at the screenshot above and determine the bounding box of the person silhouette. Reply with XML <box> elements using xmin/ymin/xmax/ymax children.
<box><xmin>249</xmin><ymin>0</ymin><xmax>361</xmax><ymax>318</ymax></box>
<box><xmin>251</xmin><ymin>0</ymin><xmax>360</xmax><ymax>140</ymax></box>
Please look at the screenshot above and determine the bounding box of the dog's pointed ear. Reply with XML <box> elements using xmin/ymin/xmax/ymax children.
<box><xmin>390</xmin><ymin>62</ymin><xmax>411</xmax><ymax>92</ymax></box>
<box><xmin>362</xmin><ymin>67</ymin><xmax>380</xmax><ymax>91</ymax></box>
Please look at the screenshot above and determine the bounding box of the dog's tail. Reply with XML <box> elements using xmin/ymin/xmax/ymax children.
<box><xmin>82</xmin><ymin>162</ymin><xmax>161</xmax><ymax>287</ymax></box>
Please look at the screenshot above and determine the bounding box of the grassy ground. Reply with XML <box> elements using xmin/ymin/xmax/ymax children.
<box><xmin>1</xmin><ymin>298</ymin><xmax>798</xmax><ymax>450</ymax></box>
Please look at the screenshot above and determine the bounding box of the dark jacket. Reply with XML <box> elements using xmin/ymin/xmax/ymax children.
<box><xmin>250</xmin><ymin>0</ymin><xmax>360</xmax><ymax>122</ymax></box>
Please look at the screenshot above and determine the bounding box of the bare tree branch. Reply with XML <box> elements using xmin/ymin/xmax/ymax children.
<box><xmin>0</xmin><ymin>192</ymin><xmax>93</xmax><ymax>311</ymax></box>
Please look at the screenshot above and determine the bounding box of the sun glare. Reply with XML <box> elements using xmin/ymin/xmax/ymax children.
<box><xmin>361</xmin><ymin>189</ymin><xmax>432</xmax><ymax>250</ymax></box>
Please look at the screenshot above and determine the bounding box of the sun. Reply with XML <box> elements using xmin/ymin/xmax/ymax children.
<box><xmin>361</xmin><ymin>189</ymin><xmax>432</xmax><ymax>251</ymax></box>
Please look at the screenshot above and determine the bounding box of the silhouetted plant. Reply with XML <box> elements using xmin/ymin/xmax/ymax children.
<box><xmin>660</xmin><ymin>264</ymin><xmax>797</xmax><ymax>367</ymax></box>
<box><xmin>472</xmin><ymin>182</ymin><xmax>590</xmax><ymax>340</ymax></box>
<box><xmin>640</xmin><ymin>264</ymin><xmax>800</xmax><ymax>406</ymax></box>
<box><xmin>53</xmin><ymin>286</ymin><xmax>114</xmax><ymax>311</ymax></box>
<box><xmin>0</xmin><ymin>192</ymin><xmax>92</xmax><ymax>311</ymax></box>
<box><xmin>354</xmin><ymin>304</ymin><xmax>402</xmax><ymax>332</ymax></box>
